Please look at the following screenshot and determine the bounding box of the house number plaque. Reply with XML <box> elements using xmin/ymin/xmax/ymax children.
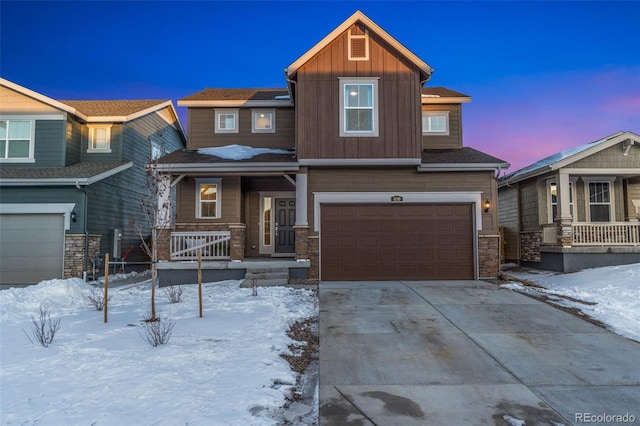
<box><xmin>390</xmin><ymin>195</ymin><xmax>403</xmax><ymax>202</ymax></box>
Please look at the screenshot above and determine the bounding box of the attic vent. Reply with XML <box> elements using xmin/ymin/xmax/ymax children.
<box><xmin>348</xmin><ymin>29</ymin><xmax>369</xmax><ymax>61</ymax></box>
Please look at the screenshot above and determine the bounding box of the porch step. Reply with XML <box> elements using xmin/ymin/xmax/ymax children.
<box><xmin>241</xmin><ymin>267</ymin><xmax>289</xmax><ymax>287</ymax></box>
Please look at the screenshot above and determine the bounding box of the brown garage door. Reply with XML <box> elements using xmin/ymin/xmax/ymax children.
<box><xmin>321</xmin><ymin>203</ymin><xmax>474</xmax><ymax>280</ymax></box>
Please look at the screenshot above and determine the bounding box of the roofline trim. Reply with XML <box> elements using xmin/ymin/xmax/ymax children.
<box><xmin>178</xmin><ymin>100</ymin><xmax>294</xmax><ymax>107</ymax></box>
<box><xmin>299</xmin><ymin>158</ymin><xmax>421</xmax><ymax>166</ymax></box>
<box><xmin>1</xmin><ymin>78</ymin><xmax>79</xmax><ymax>116</ymax></box>
<box><xmin>155</xmin><ymin>162</ymin><xmax>300</xmax><ymax>173</ymax></box>
<box><xmin>422</xmin><ymin>97</ymin><xmax>471</xmax><ymax>104</ymax></box>
<box><xmin>286</xmin><ymin>10</ymin><xmax>433</xmax><ymax>79</ymax></box>
<box><xmin>418</xmin><ymin>162</ymin><xmax>510</xmax><ymax>172</ymax></box>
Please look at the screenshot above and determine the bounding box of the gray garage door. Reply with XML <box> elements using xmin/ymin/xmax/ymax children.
<box><xmin>0</xmin><ymin>214</ymin><xmax>65</xmax><ymax>285</ymax></box>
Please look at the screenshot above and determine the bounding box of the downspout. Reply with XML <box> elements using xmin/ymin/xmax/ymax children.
<box><xmin>75</xmin><ymin>181</ymin><xmax>89</xmax><ymax>278</ymax></box>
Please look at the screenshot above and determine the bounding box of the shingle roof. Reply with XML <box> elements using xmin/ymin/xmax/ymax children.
<box><xmin>60</xmin><ymin>100</ymin><xmax>168</xmax><ymax>117</ymax></box>
<box><xmin>421</xmin><ymin>87</ymin><xmax>469</xmax><ymax>98</ymax></box>
<box><xmin>157</xmin><ymin>148</ymin><xmax>296</xmax><ymax>165</ymax></box>
<box><xmin>422</xmin><ymin>147</ymin><xmax>508</xmax><ymax>164</ymax></box>
<box><xmin>0</xmin><ymin>161</ymin><xmax>130</xmax><ymax>180</ymax></box>
<box><xmin>180</xmin><ymin>88</ymin><xmax>290</xmax><ymax>102</ymax></box>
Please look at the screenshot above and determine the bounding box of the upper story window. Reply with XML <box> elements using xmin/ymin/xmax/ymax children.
<box><xmin>252</xmin><ymin>109</ymin><xmax>275</xmax><ymax>133</ymax></box>
<box><xmin>0</xmin><ymin>119</ymin><xmax>34</xmax><ymax>162</ymax></box>
<box><xmin>422</xmin><ymin>111</ymin><xmax>449</xmax><ymax>135</ymax></box>
<box><xmin>215</xmin><ymin>109</ymin><xmax>239</xmax><ymax>133</ymax></box>
<box><xmin>348</xmin><ymin>28</ymin><xmax>369</xmax><ymax>61</ymax></box>
<box><xmin>339</xmin><ymin>78</ymin><xmax>379</xmax><ymax>137</ymax></box>
<box><xmin>196</xmin><ymin>178</ymin><xmax>222</xmax><ymax>219</ymax></box>
<box><xmin>88</xmin><ymin>124</ymin><xmax>112</xmax><ymax>152</ymax></box>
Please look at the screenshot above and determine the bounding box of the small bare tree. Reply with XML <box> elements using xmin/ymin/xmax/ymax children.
<box><xmin>25</xmin><ymin>306</ymin><xmax>61</xmax><ymax>347</ymax></box>
<box><xmin>134</xmin><ymin>131</ymin><xmax>174</xmax><ymax>322</ymax></box>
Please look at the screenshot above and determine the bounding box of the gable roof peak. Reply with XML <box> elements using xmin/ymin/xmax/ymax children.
<box><xmin>286</xmin><ymin>10</ymin><xmax>434</xmax><ymax>81</ymax></box>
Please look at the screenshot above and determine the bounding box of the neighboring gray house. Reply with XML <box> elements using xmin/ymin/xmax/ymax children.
<box><xmin>0</xmin><ymin>78</ymin><xmax>185</xmax><ymax>285</ymax></box>
<box><xmin>498</xmin><ymin>131</ymin><xmax>640</xmax><ymax>272</ymax></box>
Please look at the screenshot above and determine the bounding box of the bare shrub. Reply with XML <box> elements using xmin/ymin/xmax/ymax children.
<box><xmin>25</xmin><ymin>306</ymin><xmax>61</xmax><ymax>347</ymax></box>
<box><xmin>87</xmin><ymin>290</ymin><xmax>111</xmax><ymax>311</ymax></box>
<box><xmin>140</xmin><ymin>315</ymin><xmax>175</xmax><ymax>347</ymax></box>
<box><xmin>164</xmin><ymin>285</ymin><xmax>183</xmax><ymax>304</ymax></box>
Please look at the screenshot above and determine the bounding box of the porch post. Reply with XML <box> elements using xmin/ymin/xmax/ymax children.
<box><xmin>557</xmin><ymin>171</ymin><xmax>573</xmax><ymax>246</ymax></box>
<box><xmin>295</xmin><ymin>168</ymin><xmax>308</xmax><ymax>226</ymax></box>
<box><xmin>294</xmin><ymin>168</ymin><xmax>309</xmax><ymax>261</ymax></box>
<box><xmin>156</xmin><ymin>172</ymin><xmax>172</xmax><ymax>261</ymax></box>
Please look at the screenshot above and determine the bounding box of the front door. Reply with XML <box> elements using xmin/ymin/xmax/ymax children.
<box><xmin>275</xmin><ymin>198</ymin><xmax>295</xmax><ymax>253</ymax></box>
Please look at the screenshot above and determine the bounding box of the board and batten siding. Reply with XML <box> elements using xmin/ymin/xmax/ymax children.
<box><xmin>187</xmin><ymin>108</ymin><xmax>295</xmax><ymax>150</ymax></box>
<box><xmin>307</xmin><ymin>168</ymin><xmax>495</xmax><ymax>232</ymax></box>
<box><xmin>85</xmin><ymin>110</ymin><xmax>184</xmax><ymax>261</ymax></box>
<box><xmin>569</xmin><ymin>144</ymin><xmax>640</xmax><ymax>169</ymax></box>
<box><xmin>498</xmin><ymin>186</ymin><xmax>520</xmax><ymax>261</ymax></box>
<box><xmin>295</xmin><ymin>24</ymin><xmax>423</xmax><ymax>160</ymax></box>
<box><xmin>421</xmin><ymin>104</ymin><xmax>462</xmax><ymax>149</ymax></box>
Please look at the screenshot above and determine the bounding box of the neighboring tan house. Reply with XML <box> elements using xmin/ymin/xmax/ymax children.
<box><xmin>498</xmin><ymin>131</ymin><xmax>640</xmax><ymax>272</ymax></box>
<box><xmin>154</xmin><ymin>10</ymin><xmax>509</xmax><ymax>284</ymax></box>
<box><xmin>0</xmin><ymin>78</ymin><xmax>185</xmax><ymax>285</ymax></box>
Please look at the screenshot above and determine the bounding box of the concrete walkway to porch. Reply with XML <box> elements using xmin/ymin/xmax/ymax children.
<box><xmin>319</xmin><ymin>280</ymin><xmax>640</xmax><ymax>425</ymax></box>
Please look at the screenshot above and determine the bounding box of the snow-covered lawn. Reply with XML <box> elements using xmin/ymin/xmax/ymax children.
<box><xmin>0</xmin><ymin>277</ymin><xmax>318</xmax><ymax>425</ymax></box>
<box><xmin>501</xmin><ymin>263</ymin><xmax>640</xmax><ymax>343</ymax></box>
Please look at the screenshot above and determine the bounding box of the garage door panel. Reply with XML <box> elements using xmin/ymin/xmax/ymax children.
<box><xmin>1</xmin><ymin>214</ymin><xmax>65</xmax><ymax>285</ymax></box>
<box><xmin>321</xmin><ymin>203</ymin><xmax>474</xmax><ymax>281</ymax></box>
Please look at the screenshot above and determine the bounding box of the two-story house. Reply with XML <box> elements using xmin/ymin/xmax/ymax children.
<box><xmin>154</xmin><ymin>10</ymin><xmax>509</xmax><ymax>284</ymax></box>
<box><xmin>0</xmin><ymin>78</ymin><xmax>185</xmax><ymax>286</ymax></box>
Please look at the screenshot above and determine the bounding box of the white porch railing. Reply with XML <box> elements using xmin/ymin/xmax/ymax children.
<box><xmin>572</xmin><ymin>222</ymin><xmax>640</xmax><ymax>246</ymax></box>
<box><xmin>170</xmin><ymin>231</ymin><xmax>231</xmax><ymax>260</ymax></box>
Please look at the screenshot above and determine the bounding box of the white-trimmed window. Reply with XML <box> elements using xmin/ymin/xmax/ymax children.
<box><xmin>339</xmin><ymin>78</ymin><xmax>379</xmax><ymax>137</ymax></box>
<box><xmin>422</xmin><ymin>111</ymin><xmax>449</xmax><ymax>135</ymax></box>
<box><xmin>548</xmin><ymin>180</ymin><xmax>574</xmax><ymax>222</ymax></box>
<box><xmin>0</xmin><ymin>119</ymin><xmax>34</xmax><ymax>161</ymax></box>
<box><xmin>215</xmin><ymin>109</ymin><xmax>239</xmax><ymax>133</ymax></box>
<box><xmin>197</xmin><ymin>178</ymin><xmax>222</xmax><ymax>219</ymax></box>
<box><xmin>588</xmin><ymin>181</ymin><xmax>612</xmax><ymax>222</ymax></box>
<box><xmin>252</xmin><ymin>109</ymin><xmax>275</xmax><ymax>133</ymax></box>
<box><xmin>348</xmin><ymin>28</ymin><xmax>369</xmax><ymax>61</ymax></box>
<box><xmin>88</xmin><ymin>125</ymin><xmax>112</xmax><ymax>152</ymax></box>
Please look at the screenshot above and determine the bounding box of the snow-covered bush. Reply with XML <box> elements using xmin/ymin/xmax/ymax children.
<box><xmin>164</xmin><ymin>285</ymin><xmax>184</xmax><ymax>304</ymax></box>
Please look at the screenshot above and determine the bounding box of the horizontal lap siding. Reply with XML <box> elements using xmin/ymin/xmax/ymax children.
<box><xmin>307</xmin><ymin>168</ymin><xmax>494</xmax><ymax>231</ymax></box>
<box><xmin>498</xmin><ymin>186</ymin><xmax>520</xmax><ymax>261</ymax></box>
<box><xmin>176</xmin><ymin>176</ymin><xmax>241</xmax><ymax>223</ymax></box>
<box><xmin>187</xmin><ymin>108</ymin><xmax>295</xmax><ymax>150</ymax></box>
<box><xmin>421</xmin><ymin>104</ymin><xmax>462</xmax><ymax>149</ymax></box>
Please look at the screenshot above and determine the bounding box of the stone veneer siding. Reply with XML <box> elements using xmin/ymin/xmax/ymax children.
<box><xmin>64</xmin><ymin>234</ymin><xmax>101</xmax><ymax>278</ymax></box>
<box><xmin>478</xmin><ymin>235</ymin><xmax>500</xmax><ymax>279</ymax></box>
<box><xmin>294</xmin><ymin>226</ymin><xmax>309</xmax><ymax>261</ymax></box>
<box><xmin>308</xmin><ymin>235</ymin><xmax>319</xmax><ymax>279</ymax></box>
<box><xmin>520</xmin><ymin>231</ymin><xmax>542</xmax><ymax>262</ymax></box>
<box><xmin>229</xmin><ymin>225</ymin><xmax>246</xmax><ymax>261</ymax></box>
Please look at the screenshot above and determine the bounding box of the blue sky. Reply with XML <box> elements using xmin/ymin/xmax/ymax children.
<box><xmin>1</xmin><ymin>1</ymin><xmax>638</xmax><ymax>171</ymax></box>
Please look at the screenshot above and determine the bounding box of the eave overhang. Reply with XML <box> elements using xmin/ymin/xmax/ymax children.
<box><xmin>155</xmin><ymin>162</ymin><xmax>300</xmax><ymax>173</ymax></box>
<box><xmin>418</xmin><ymin>162</ymin><xmax>510</xmax><ymax>172</ymax></box>
<box><xmin>0</xmin><ymin>162</ymin><xmax>133</xmax><ymax>186</ymax></box>
<box><xmin>177</xmin><ymin>100</ymin><xmax>294</xmax><ymax>108</ymax></box>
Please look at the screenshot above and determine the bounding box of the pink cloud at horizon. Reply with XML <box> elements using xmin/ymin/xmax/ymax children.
<box><xmin>461</xmin><ymin>67</ymin><xmax>640</xmax><ymax>173</ymax></box>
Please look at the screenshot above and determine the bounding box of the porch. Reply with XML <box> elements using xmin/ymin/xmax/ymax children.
<box><xmin>537</xmin><ymin>221</ymin><xmax>640</xmax><ymax>272</ymax></box>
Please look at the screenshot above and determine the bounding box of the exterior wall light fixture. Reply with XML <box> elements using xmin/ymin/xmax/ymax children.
<box><xmin>484</xmin><ymin>200</ymin><xmax>490</xmax><ymax>213</ymax></box>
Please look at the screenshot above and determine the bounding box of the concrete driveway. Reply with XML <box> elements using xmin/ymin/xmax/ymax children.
<box><xmin>319</xmin><ymin>280</ymin><xmax>640</xmax><ymax>425</ymax></box>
